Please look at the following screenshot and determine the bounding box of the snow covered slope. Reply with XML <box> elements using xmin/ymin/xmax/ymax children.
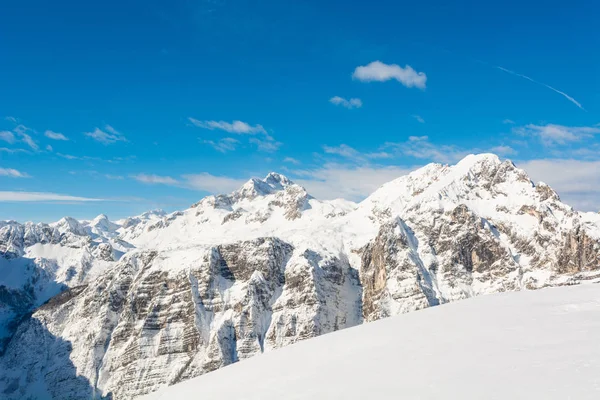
<box><xmin>144</xmin><ymin>283</ymin><xmax>600</xmax><ymax>400</ymax></box>
<box><xmin>1</xmin><ymin>153</ymin><xmax>600</xmax><ymax>399</ymax></box>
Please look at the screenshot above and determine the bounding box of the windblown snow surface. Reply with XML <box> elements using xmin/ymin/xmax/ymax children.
<box><xmin>144</xmin><ymin>283</ymin><xmax>600</xmax><ymax>400</ymax></box>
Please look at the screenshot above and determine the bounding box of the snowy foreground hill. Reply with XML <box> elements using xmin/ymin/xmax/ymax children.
<box><xmin>1</xmin><ymin>153</ymin><xmax>600</xmax><ymax>399</ymax></box>
<box><xmin>144</xmin><ymin>283</ymin><xmax>600</xmax><ymax>400</ymax></box>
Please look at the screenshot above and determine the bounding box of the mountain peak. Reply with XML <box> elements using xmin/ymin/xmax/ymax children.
<box><xmin>53</xmin><ymin>216</ymin><xmax>87</xmax><ymax>236</ymax></box>
<box><xmin>234</xmin><ymin>172</ymin><xmax>296</xmax><ymax>200</ymax></box>
<box><xmin>91</xmin><ymin>214</ymin><xmax>109</xmax><ymax>223</ymax></box>
<box><xmin>453</xmin><ymin>153</ymin><xmax>502</xmax><ymax>170</ymax></box>
<box><xmin>90</xmin><ymin>214</ymin><xmax>119</xmax><ymax>232</ymax></box>
<box><xmin>264</xmin><ymin>172</ymin><xmax>292</xmax><ymax>188</ymax></box>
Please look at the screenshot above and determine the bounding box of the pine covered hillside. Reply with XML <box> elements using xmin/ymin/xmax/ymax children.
<box><xmin>1</xmin><ymin>153</ymin><xmax>600</xmax><ymax>399</ymax></box>
<box><xmin>144</xmin><ymin>284</ymin><xmax>600</xmax><ymax>400</ymax></box>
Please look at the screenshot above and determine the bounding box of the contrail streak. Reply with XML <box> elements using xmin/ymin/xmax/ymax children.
<box><xmin>496</xmin><ymin>66</ymin><xmax>585</xmax><ymax>111</ymax></box>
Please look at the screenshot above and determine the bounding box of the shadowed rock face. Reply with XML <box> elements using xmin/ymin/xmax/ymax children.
<box><xmin>1</xmin><ymin>317</ymin><xmax>112</xmax><ymax>400</ymax></box>
<box><xmin>1</xmin><ymin>157</ymin><xmax>600</xmax><ymax>399</ymax></box>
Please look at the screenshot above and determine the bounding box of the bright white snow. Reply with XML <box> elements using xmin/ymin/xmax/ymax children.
<box><xmin>143</xmin><ymin>283</ymin><xmax>600</xmax><ymax>400</ymax></box>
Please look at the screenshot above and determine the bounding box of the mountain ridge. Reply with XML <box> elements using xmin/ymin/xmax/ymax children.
<box><xmin>1</xmin><ymin>153</ymin><xmax>600</xmax><ymax>399</ymax></box>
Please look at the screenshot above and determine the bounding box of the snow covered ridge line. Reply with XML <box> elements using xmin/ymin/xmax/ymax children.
<box><xmin>142</xmin><ymin>284</ymin><xmax>600</xmax><ymax>400</ymax></box>
<box><xmin>1</xmin><ymin>153</ymin><xmax>600</xmax><ymax>399</ymax></box>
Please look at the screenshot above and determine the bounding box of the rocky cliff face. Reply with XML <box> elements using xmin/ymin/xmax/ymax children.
<box><xmin>1</xmin><ymin>154</ymin><xmax>600</xmax><ymax>399</ymax></box>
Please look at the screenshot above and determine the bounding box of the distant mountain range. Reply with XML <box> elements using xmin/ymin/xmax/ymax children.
<box><xmin>1</xmin><ymin>153</ymin><xmax>599</xmax><ymax>399</ymax></box>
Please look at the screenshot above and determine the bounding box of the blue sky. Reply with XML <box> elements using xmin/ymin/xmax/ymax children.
<box><xmin>1</xmin><ymin>0</ymin><xmax>599</xmax><ymax>222</ymax></box>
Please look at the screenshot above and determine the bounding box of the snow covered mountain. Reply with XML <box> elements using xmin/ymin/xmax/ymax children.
<box><xmin>143</xmin><ymin>283</ymin><xmax>600</xmax><ymax>400</ymax></box>
<box><xmin>1</xmin><ymin>153</ymin><xmax>599</xmax><ymax>399</ymax></box>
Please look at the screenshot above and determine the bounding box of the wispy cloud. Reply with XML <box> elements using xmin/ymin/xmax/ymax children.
<box><xmin>85</xmin><ymin>125</ymin><xmax>127</xmax><ymax>144</ymax></box>
<box><xmin>69</xmin><ymin>170</ymin><xmax>125</xmax><ymax>180</ymax></box>
<box><xmin>21</xmin><ymin>134</ymin><xmax>38</xmax><ymax>151</ymax></box>
<box><xmin>104</xmin><ymin>174</ymin><xmax>124</xmax><ymax>180</ymax></box>
<box><xmin>131</xmin><ymin>174</ymin><xmax>178</xmax><ymax>185</ymax></box>
<box><xmin>503</xmin><ymin>119</ymin><xmax>515</xmax><ymax>124</ymax></box>
<box><xmin>181</xmin><ymin>173</ymin><xmax>246</xmax><ymax>193</ymax></box>
<box><xmin>0</xmin><ymin>131</ymin><xmax>16</xmax><ymax>144</ymax></box>
<box><xmin>384</xmin><ymin>136</ymin><xmax>467</xmax><ymax>164</ymax></box>
<box><xmin>496</xmin><ymin>66</ymin><xmax>584</xmax><ymax>111</ymax></box>
<box><xmin>283</xmin><ymin>157</ymin><xmax>300</xmax><ymax>165</ymax></box>
<box><xmin>0</xmin><ymin>191</ymin><xmax>103</xmax><ymax>202</ymax></box>
<box><xmin>189</xmin><ymin>118</ymin><xmax>267</xmax><ymax>135</ymax></box>
<box><xmin>131</xmin><ymin>171</ymin><xmax>247</xmax><ymax>194</ymax></box>
<box><xmin>489</xmin><ymin>145</ymin><xmax>517</xmax><ymax>156</ymax></box>
<box><xmin>294</xmin><ymin>164</ymin><xmax>415</xmax><ymax>201</ymax></box>
<box><xmin>4</xmin><ymin>116</ymin><xmax>18</xmax><ymax>124</ymax></box>
<box><xmin>518</xmin><ymin>159</ymin><xmax>600</xmax><ymax>211</ymax></box>
<box><xmin>57</xmin><ymin>153</ymin><xmax>101</xmax><ymax>161</ymax></box>
<box><xmin>11</xmin><ymin>125</ymin><xmax>39</xmax><ymax>150</ymax></box>
<box><xmin>45</xmin><ymin>130</ymin><xmax>69</xmax><ymax>141</ymax></box>
<box><xmin>329</xmin><ymin>96</ymin><xmax>363</xmax><ymax>109</ymax></box>
<box><xmin>249</xmin><ymin>137</ymin><xmax>282</xmax><ymax>152</ymax></box>
<box><xmin>413</xmin><ymin>115</ymin><xmax>425</xmax><ymax>123</ymax></box>
<box><xmin>322</xmin><ymin>144</ymin><xmax>391</xmax><ymax>163</ymax></box>
<box><xmin>323</xmin><ymin>144</ymin><xmax>362</xmax><ymax>159</ymax></box>
<box><xmin>0</xmin><ymin>147</ymin><xmax>31</xmax><ymax>154</ymax></box>
<box><xmin>189</xmin><ymin>118</ymin><xmax>282</xmax><ymax>152</ymax></box>
<box><xmin>353</xmin><ymin>61</ymin><xmax>427</xmax><ymax>89</ymax></box>
<box><xmin>203</xmin><ymin>137</ymin><xmax>239</xmax><ymax>153</ymax></box>
<box><xmin>57</xmin><ymin>153</ymin><xmax>135</xmax><ymax>163</ymax></box>
<box><xmin>514</xmin><ymin>123</ymin><xmax>600</xmax><ymax>146</ymax></box>
<box><xmin>0</xmin><ymin>168</ymin><xmax>30</xmax><ymax>178</ymax></box>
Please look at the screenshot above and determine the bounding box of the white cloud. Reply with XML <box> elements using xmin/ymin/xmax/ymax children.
<box><xmin>329</xmin><ymin>96</ymin><xmax>363</xmax><ymax>109</ymax></box>
<box><xmin>283</xmin><ymin>157</ymin><xmax>300</xmax><ymax>165</ymax></box>
<box><xmin>130</xmin><ymin>171</ymin><xmax>247</xmax><ymax>195</ymax></box>
<box><xmin>57</xmin><ymin>153</ymin><xmax>82</xmax><ymax>160</ymax></box>
<box><xmin>413</xmin><ymin>115</ymin><xmax>425</xmax><ymax>123</ymax></box>
<box><xmin>384</xmin><ymin>136</ymin><xmax>467</xmax><ymax>164</ymax></box>
<box><xmin>85</xmin><ymin>125</ymin><xmax>127</xmax><ymax>144</ymax></box>
<box><xmin>203</xmin><ymin>137</ymin><xmax>239</xmax><ymax>153</ymax></box>
<box><xmin>294</xmin><ymin>164</ymin><xmax>415</xmax><ymax>201</ymax></box>
<box><xmin>0</xmin><ymin>168</ymin><xmax>30</xmax><ymax>178</ymax></box>
<box><xmin>20</xmin><ymin>133</ymin><xmax>38</xmax><ymax>151</ymax></box>
<box><xmin>189</xmin><ymin>118</ymin><xmax>267</xmax><ymax>135</ymax></box>
<box><xmin>0</xmin><ymin>131</ymin><xmax>16</xmax><ymax>144</ymax></box>
<box><xmin>181</xmin><ymin>173</ymin><xmax>246</xmax><ymax>193</ymax></box>
<box><xmin>8</xmin><ymin>125</ymin><xmax>39</xmax><ymax>150</ymax></box>
<box><xmin>517</xmin><ymin>159</ymin><xmax>600</xmax><ymax>211</ymax></box>
<box><xmin>45</xmin><ymin>130</ymin><xmax>69</xmax><ymax>141</ymax></box>
<box><xmin>322</xmin><ymin>144</ymin><xmax>391</xmax><ymax>163</ymax></box>
<box><xmin>13</xmin><ymin>124</ymin><xmax>34</xmax><ymax>136</ymax></box>
<box><xmin>0</xmin><ymin>147</ymin><xmax>30</xmax><ymax>154</ymax></box>
<box><xmin>4</xmin><ymin>116</ymin><xmax>18</xmax><ymax>123</ymax></box>
<box><xmin>496</xmin><ymin>66</ymin><xmax>584</xmax><ymax>111</ymax></box>
<box><xmin>489</xmin><ymin>145</ymin><xmax>517</xmax><ymax>156</ymax></box>
<box><xmin>323</xmin><ymin>144</ymin><xmax>362</xmax><ymax>159</ymax></box>
<box><xmin>514</xmin><ymin>123</ymin><xmax>600</xmax><ymax>146</ymax></box>
<box><xmin>249</xmin><ymin>137</ymin><xmax>282</xmax><ymax>152</ymax></box>
<box><xmin>503</xmin><ymin>119</ymin><xmax>515</xmax><ymax>124</ymax></box>
<box><xmin>131</xmin><ymin>174</ymin><xmax>178</xmax><ymax>185</ymax></box>
<box><xmin>366</xmin><ymin>151</ymin><xmax>392</xmax><ymax>159</ymax></box>
<box><xmin>0</xmin><ymin>191</ymin><xmax>102</xmax><ymax>202</ymax></box>
<box><xmin>46</xmin><ymin>144</ymin><xmax>53</xmax><ymax>152</ymax></box>
<box><xmin>353</xmin><ymin>61</ymin><xmax>427</xmax><ymax>89</ymax></box>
